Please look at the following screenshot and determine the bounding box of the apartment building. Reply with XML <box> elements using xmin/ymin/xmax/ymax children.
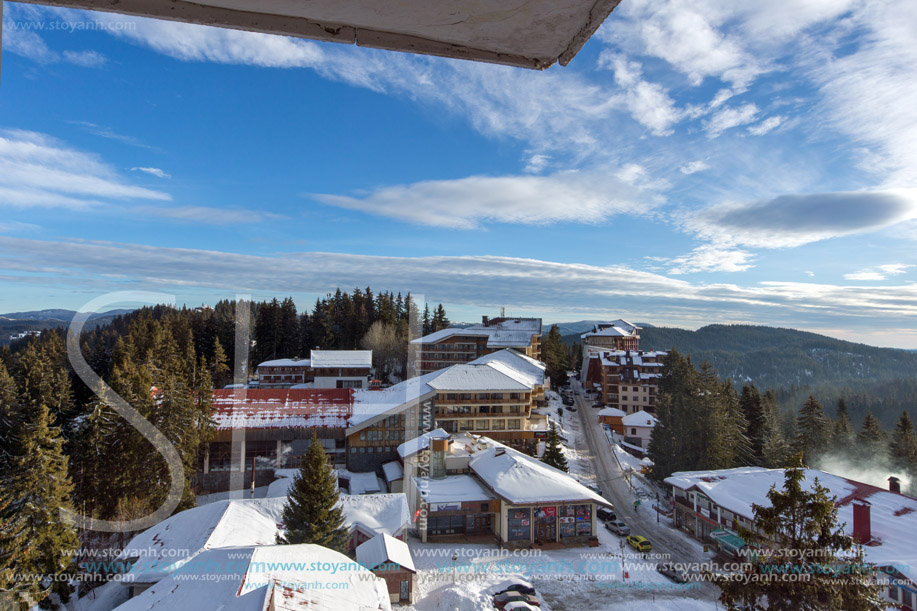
<box><xmin>256</xmin><ymin>349</ymin><xmax>372</xmax><ymax>389</ymax></box>
<box><xmin>580</xmin><ymin>319</ymin><xmax>640</xmax><ymax>364</ymax></box>
<box><xmin>585</xmin><ymin>349</ymin><xmax>666</xmax><ymax>414</ymax></box>
<box><xmin>409</xmin><ymin>316</ymin><xmax>542</xmax><ymax>376</ymax></box>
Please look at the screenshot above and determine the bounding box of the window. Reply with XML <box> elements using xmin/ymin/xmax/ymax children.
<box><xmin>507</xmin><ymin>508</ymin><xmax>531</xmax><ymax>541</ymax></box>
<box><xmin>475</xmin><ymin>420</ymin><xmax>487</xmax><ymax>429</ymax></box>
<box><xmin>492</xmin><ymin>419</ymin><xmax>505</xmax><ymax>430</ymax></box>
<box><xmin>631</xmin><ymin>428</ymin><xmax>637</xmax><ymax>435</ymax></box>
<box><xmin>507</xmin><ymin>419</ymin><xmax>521</xmax><ymax>430</ymax></box>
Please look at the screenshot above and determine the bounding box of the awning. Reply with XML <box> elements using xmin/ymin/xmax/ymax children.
<box><xmin>711</xmin><ymin>528</ymin><xmax>746</xmax><ymax>553</ymax></box>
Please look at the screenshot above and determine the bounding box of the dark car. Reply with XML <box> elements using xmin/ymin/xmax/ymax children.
<box><xmin>596</xmin><ymin>507</ymin><xmax>616</xmax><ymax>522</ymax></box>
<box><xmin>657</xmin><ymin>563</ymin><xmax>688</xmax><ymax>583</ymax></box>
<box><xmin>566</xmin><ymin>405</ymin><xmax>577</xmax><ymax>412</ymax></box>
<box><xmin>592</xmin><ymin>401</ymin><xmax>604</xmax><ymax>408</ymax></box>
<box><xmin>562</xmin><ymin>398</ymin><xmax>574</xmax><ymax>406</ymax></box>
<box><xmin>494</xmin><ymin>592</ymin><xmax>540</xmax><ymax>609</ymax></box>
<box><xmin>493</xmin><ymin>579</ymin><xmax>536</xmax><ymax>596</ymax></box>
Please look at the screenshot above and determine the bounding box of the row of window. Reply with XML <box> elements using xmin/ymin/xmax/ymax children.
<box><xmin>350</xmin><ymin>446</ymin><xmax>395</xmax><ymax>454</ymax></box>
<box><xmin>360</xmin><ymin>429</ymin><xmax>406</xmax><ymax>441</ymax></box>
<box><xmin>441</xmin><ymin>405</ymin><xmax>523</xmax><ymax>415</ymax></box>
<box><xmin>442</xmin><ymin>392</ymin><xmax>524</xmax><ymax>401</ymax></box>
<box><xmin>439</xmin><ymin>419</ymin><xmax>523</xmax><ymax>432</ymax></box>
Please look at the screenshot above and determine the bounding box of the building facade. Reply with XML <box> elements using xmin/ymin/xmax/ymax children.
<box><xmin>410</xmin><ymin>316</ymin><xmax>542</xmax><ymax>376</ymax></box>
<box><xmin>585</xmin><ymin>350</ymin><xmax>666</xmax><ymax>414</ymax></box>
<box><xmin>256</xmin><ymin>350</ymin><xmax>372</xmax><ymax>389</ymax></box>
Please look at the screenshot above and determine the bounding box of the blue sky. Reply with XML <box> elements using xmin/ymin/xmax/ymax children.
<box><xmin>1</xmin><ymin>0</ymin><xmax>916</xmax><ymax>347</ymax></box>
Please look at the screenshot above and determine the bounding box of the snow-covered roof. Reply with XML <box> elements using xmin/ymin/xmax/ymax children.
<box><xmin>349</xmin><ymin>372</ymin><xmax>440</xmax><ymax>429</ymax></box>
<box><xmin>417</xmin><ymin>474</ymin><xmax>496</xmax><ymax>504</ymax></box>
<box><xmin>382</xmin><ymin>461</ymin><xmax>404</xmax><ymax>482</ymax></box>
<box><xmin>397</xmin><ymin>427</ymin><xmax>450</xmax><ymax>458</ymax></box>
<box><xmin>469</xmin><ymin>349</ymin><xmax>546</xmax><ymax>387</ymax></box>
<box><xmin>410</xmin><ymin>318</ymin><xmax>541</xmax><ymax>348</ymax></box>
<box><xmin>581</xmin><ymin>320</ymin><xmax>640</xmax><ymax>339</ymax></box>
<box><xmin>343</xmin><ymin>471</ymin><xmax>382</xmax><ymax>495</ymax></box>
<box><xmin>427</xmin><ymin>363</ymin><xmax>531</xmax><ymax>391</ymax></box>
<box><xmin>664</xmin><ymin>467</ymin><xmax>917</xmax><ymax>584</ymax></box>
<box><xmin>114</xmin><ymin>544</ymin><xmax>392</xmax><ymax>611</ymax></box>
<box><xmin>339</xmin><ymin>493</ymin><xmax>411</xmax><ymax>538</ymax></box>
<box><xmin>310</xmin><ymin>349</ymin><xmax>373</xmax><ymax>368</ymax></box>
<box><xmin>470</xmin><ymin>444</ymin><xmax>610</xmax><ymax>506</ymax></box>
<box><xmin>598</xmin><ymin>407</ymin><xmax>626</xmax><ymax>418</ymax></box>
<box><xmin>257</xmin><ymin>358</ymin><xmax>310</xmax><ymax>368</ymax></box>
<box><xmin>621</xmin><ymin>411</ymin><xmax>657</xmax><ymax>427</ymax></box>
<box><xmin>211</xmin><ymin>388</ymin><xmax>354</xmax><ymax>430</ymax></box>
<box><xmin>356</xmin><ymin>533</ymin><xmax>416</xmax><ymax>573</ymax></box>
<box><xmin>119</xmin><ymin>498</ymin><xmax>286</xmax><ymax>584</ymax></box>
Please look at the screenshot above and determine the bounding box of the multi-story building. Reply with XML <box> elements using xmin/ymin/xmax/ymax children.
<box><xmin>409</xmin><ymin>316</ymin><xmax>542</xmax><ymax>376</ymax></box>
<box><xmin>256</xmin><ymin>350</ymin><xmax>372</xmax><ymax>389</ymax></box>
<box><xmin>397</xmin><ymin>432</ymin><xmax>611</xmax><ymax>547</ymax></box>
<box><xmin>579</xmin><ymin>319</ymin><xmax>640</xmax><ymax>364</ymax></box>
<box><xmin>347</xmin><ymin>348</ymin><xmax>550</xmax><ymax>461</ymax></box>
<box><xmin>665</xmin><ymin>466</ymin><xmax>917</xmax><ymax>610</ymax></box>
<box><xmin>585</xmin><ymin>349</ymin><xmax>667</xmax><ymax>414</ymax></box>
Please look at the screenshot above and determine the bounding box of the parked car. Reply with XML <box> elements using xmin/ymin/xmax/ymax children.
<box><xmin>657</xmin><ymin>563</ymin><xmax>688</xmax><ymax>583</ymax></box>
<box><xmin>562</xmin><ymin>398</ymin><xmax>574</xmax><ymax>406</ymax></box>
<box><xmin>596</xmin><ymin>507</ymin><xmax>616</xmax><ymax>522</ymax></box>
<box><xmin>494</xmin><ymin>592</ymin><xmax>540</xmax><ymax>609</ymax></box>
<box><xmin>503</xmin><ymin>602</ymin><xmax>539</xmax><ymax>611</ymax></box>
<box><xmin>585</xmin><ymin>484</ymin><xmax>602</xmax><ymax>496</ymax></box>
<box><xmin>605</xmin><ymin>520</ymin><xmax>630</xmax><ymax>536</ymax></box>
<box><xmin>627</xmin><ymin>535</ymin><xmax>653</xmax><ymax>552</ymax></box>
<box><xmin>492</xmin><ymin>578</ymin><xmax>536</xmax><ymax>596</ymax></box>
<box><xmin>592</xmin><ymin>401</ymin><xmax>604</xmax><ymax>408</ymax></box>
<box><xmin>566</xmin><ymin>405</ymin><xmax>577</xmax><ymax>412</ymax></box>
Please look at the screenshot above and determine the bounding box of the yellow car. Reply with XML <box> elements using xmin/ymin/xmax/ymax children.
<box><xmin>626</xmin><ymin>535</ymin><xmax>652</xmax><ymax>552</ymax></box>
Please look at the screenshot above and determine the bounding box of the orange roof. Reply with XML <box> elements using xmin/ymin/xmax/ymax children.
<box><xmin>211</xmin><ymin>388</ymin><xmax>354</xmax><ymax>430</ymax></box>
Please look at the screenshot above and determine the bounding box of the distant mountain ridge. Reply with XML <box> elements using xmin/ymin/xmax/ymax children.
<box><xmin>0</xmin><ymin>309</ymin><xmax>133</xmax><ymax>344</ymax></box>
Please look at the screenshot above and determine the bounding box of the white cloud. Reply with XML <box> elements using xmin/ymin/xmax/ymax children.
<box><xmin>679</xmin><ymin>160</ymin><xmax>710</xmax><ymax>175</ymax></box>
<box><xmin>524</xmin><ymin>154</ymin><xmax>550</xmax><ymax>174</ymax></box>
<box><xmin>62</xmin><ymin>50</ymin><xmax>106</xmax><ymax>67</ymax></box>
<box><xmin>686</xmin><ymin>189</ymin><xmax>917</xmax><ymax>248</ymax></box>
<box><xmin>130</xmin><ymin>205</ymin><xmax>279</xmax><ymax>225</ymax></box>
<box><xmin>704</xmin><ymin>103</ymin><xmax>758</xmax><ymax>138</ymax></box>
<box><xmin>311</xmin><ymin>170</ymin><xmax>660</xmax><ymax>229</ymax></box>
<box><xmin>748</xmin><ymin>115</ymin><xmax>784</xmax><ymax>135</ymax></box>
<box><xmin>667</xmin><ymin>245</ymin><xmax>755</xmax><ymax>274</ymax></box>
<box><xmin>0</xmin><ymin>129</ymin><xmax>170</xmax><ymax>209</ymax></box>
<box><xmin>131</xmin><ymin>167</ymin><xmax>171</xmax><ymax>179</ymax></box>
<box><xmin>844</xmin><ymin>264</ymin><xmax>914</xmax><ymax>281</ymax></box>
<box><xmin>3</xmin><ymin>236</ymin><xmax>917</xmax><ymax>333</ymax></box>
<box><xmin>600</xmin><ymin>53</ymin><xmax>683</xmax><ymax>135</ymax></box>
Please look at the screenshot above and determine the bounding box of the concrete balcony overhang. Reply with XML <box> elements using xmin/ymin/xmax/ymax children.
<box><xmin>20</xmin><ymin>0</ymin><xmax>621</xmax><ymax>69</ymax></box>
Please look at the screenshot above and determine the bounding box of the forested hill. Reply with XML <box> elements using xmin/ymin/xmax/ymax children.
<box><xmin>634</xmin><ymin>324</ymin><xmax>917</xmax><ymax>387</ymax></box>
<box><xmin>563</xmin><ymin>323</ymin><xmax>917</xmax><ymax>428</ymax></box>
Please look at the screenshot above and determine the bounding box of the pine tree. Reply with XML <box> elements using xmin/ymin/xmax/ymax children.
<box><xmin>831</xmin><ymin>398</ymin><xmax>855</xmax><ymax>451</ymax></box>
<box><xmin>277</xmin><ymin>432</ymin><xmax>348</xmax><ymax>552</ymax></box>
<box><xmin>541</xmin><ymin>422</ymin><xmax>568</xmax><ymax>472</ymax></box>
<box><xmin>431</xmin><ymin>304</ymin><xmax>450</xmax><ymax>332</ymax></box>
<box><xmin>4</xmin><ymin>403</ymin><xmax>80</xmax><ymax>607</ymax></box>
<box><xmin>793</xmin><ymin>396</ymin><xmax>832</xmax><ymax>465</ymax></box>
<box><xmin>0</xmin><ymin>361</ymin><xmax>22</xmax><ymax>470</ymax></box>
<box><xmin>542</xmin><ymin>325</ymin><xmax>570</xmax><ymax>388</ymax></box>
<box><xmin>889</xmin><ymin>411</ymin><xmax>917</xmax><ymax>474</ymax></box>
<box><xmin>715</xmin><ymin>454</ymin><xmax>885</xmax><ymax>610</ymax></box>
<box><xmin>856</xmin><ymin>412</ymin><xmax>888</xmax><ymax>462</ymax></box>
<box><xmin>211</xmin><ymin>336</ymin><xmax>231</xmax><ymax>389</ymax></box>
<box><xmin>739</xmin><ymin>385</ymin><xmax>768</xmax><ymax>465</ymax></box>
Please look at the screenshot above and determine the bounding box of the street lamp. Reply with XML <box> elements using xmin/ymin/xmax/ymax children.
<box><xmin>452</xmin><ymin>553</ymin><xmax>457</xmax><ymax>583</ymax></box>
<box><xmin>656</xmin><ymin>492</ymin><xmax>660</xmax><ymax>524</ymax></box>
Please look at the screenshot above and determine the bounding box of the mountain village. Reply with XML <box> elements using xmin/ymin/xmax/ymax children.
<box><xmin>54</xmin><ymin>315</ymin><xmax>916</xmax><ymax>611</ymax></box>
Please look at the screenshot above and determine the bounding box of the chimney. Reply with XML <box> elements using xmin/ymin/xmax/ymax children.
<box><xmin>852</xmin><ymin>500</ymin><xmax>871</xmax><ymax>544</ymax></box>
<box><xmin>888</xmin><ymin>476</ymin><xmax>902</xmax><ymax>494</ymax></box>
<box><xmin>482</xmin><ymin>315</ymin><xmax>489</xmax><ymax>325</ymax></box>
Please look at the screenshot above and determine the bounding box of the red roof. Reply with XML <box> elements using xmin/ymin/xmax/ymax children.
<box><xmin>211</xmin><ymin>388</ymin><xmax>355</xmax><ymax>430</ymax></box>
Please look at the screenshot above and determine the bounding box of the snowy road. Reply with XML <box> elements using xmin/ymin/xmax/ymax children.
<box><xmin>567</xmin><ymin>380</ymin><xmax>720</xmax><ymax>607</ymax></box>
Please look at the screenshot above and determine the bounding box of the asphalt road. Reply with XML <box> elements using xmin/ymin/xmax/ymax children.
<box><xmin>570</xmin><ymin>379</ymin><xmax>718</xmax><ymax>591</ymax></box>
